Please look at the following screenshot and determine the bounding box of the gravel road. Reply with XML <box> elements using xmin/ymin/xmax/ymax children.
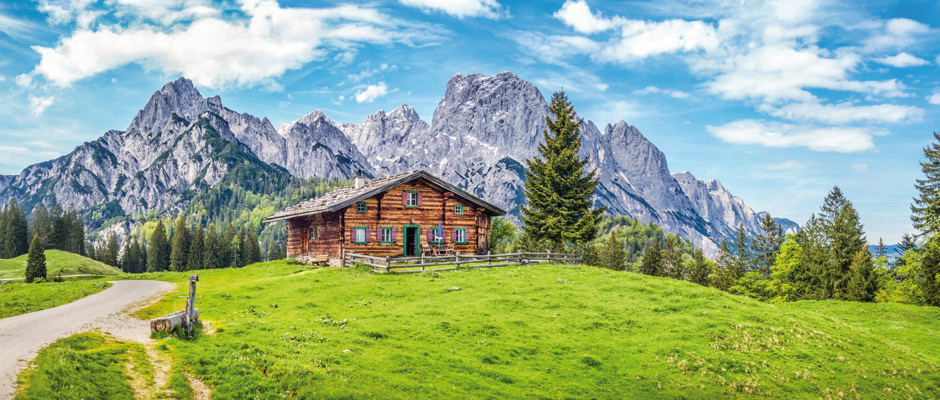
<box><xmin>0</xmin><ymin>280</ymin><xmax>173</xmax><ymax>399</ymax></box>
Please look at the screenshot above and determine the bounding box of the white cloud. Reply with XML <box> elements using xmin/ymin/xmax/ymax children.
<box><xmin>400</xmin><ymin>0</ymin><xmax>504</xmax><ymax>19</ymax></box>
<box><xmin>764</xmin><ymin>160</ymin><xmax>806</xmax><ymax>171</ymax></box>
<box><xmin>355</xmin><ymin>82</ymin><xmax>389</xmax><ymax>103</ymax></box>
<box><xmin>927</xmin><ymin>90</ymin><xmax>940</xmax><ymax>106</ymax></box>
<box><xmin>706</xmin><ymin>119</ymin><xmax>882</xmax><ymax>153</ymax></box>
<box><xmin>851</xmin><ymin>163</ymin><xmax>868</xmax><ymax>171</ymax></box>
<box><xmin>28</xmin><ymin>95</ymin><xmax>55</xmax><ymax>116</ymax></box>
<box><xmin>634</xmin><ymin>85</ymin><xmax>690</xmax><ymax>99</ymax></box>
<box><xmin>0</xmin><ymin>76</ymin><xmax>5</xmax><ymax>82</ymax></box>
<box><xmin>873</xmin><ymin>52</ymin><xmax>929</xmax><ymax>68</ymax></box>
<box><xmin>863</xmin><ymin>18</ymin><xmax>930</xmax><ymax>51</ymax></box>
<box><xmin>26</xmin><ymin>2</ymin><xmax>438</xmax><ymax>89</ymax></box>
<box><xmin>347</xmin><ymin>63</ymin><xmax>397</xmax><ymax>84</ymax></box>
<box><xmin>530</xmin><ymin>69</ymin><xmax>608</xmax><ymax>94</ymax></box>
<box><xmin>764</xmin><ymin>101</ymin><xmax>923</xmax><ymax>124</ymax></box>
<box><xmin>553</xmin><ymin>0</ymin><xmax>617</xmax><ymax>34</ymax></box>
<box><xmin>596</xmin><ymin>19</ymin><xmax>720</xmax><ymax>63</ymax></box>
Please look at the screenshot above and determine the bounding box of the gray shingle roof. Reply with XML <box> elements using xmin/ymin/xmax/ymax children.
<box><xmin>264</xmin><ymin>170</ymin><xmax>507</xmax><ymax>223</ymax></box>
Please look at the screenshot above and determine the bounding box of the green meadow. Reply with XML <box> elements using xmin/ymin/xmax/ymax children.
<box><xmin>104</xmin><ymin>261</ymin><xmax>940</xmax><ymax>399</ymax></box>
<box><xmin>0</xmin><ymin>250</ymin><xmax>122</xmax><ymax>279</ymax></box>
<box><xmin>0</xmin><ymin>281</ymin><xmax>112</xmax><ymax>319</ymax></box>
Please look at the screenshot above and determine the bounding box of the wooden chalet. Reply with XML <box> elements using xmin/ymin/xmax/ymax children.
<box><xmin>264</xmin><ymin>170</ymin><xmax>507</xmax><ymax>266</ymax></box>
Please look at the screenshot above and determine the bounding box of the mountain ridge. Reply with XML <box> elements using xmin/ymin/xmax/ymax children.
<box><xmin>0</xmin><ymin>73</ymin><xmax>796</xmax><ymax>256</ymax></box>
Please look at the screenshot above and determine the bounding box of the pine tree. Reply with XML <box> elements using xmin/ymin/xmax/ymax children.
<box><xmin>920</xmin><ymin>239</ymin><xmax>940</xmax><ymax>306</ymax></box>
<box><xmin>240</xmin><ymin>230</ymin><xmax>261</xmax><ymax>266</ymax></box>
<box><xmin>29</xmin><ymin>205</ymin><xmax>52</xmax><ymax>247</ymax></box>
<box><xmin>820</xmin><ymin>188</ymin><xmax>866</xmax><ymax>300</ymax></box>
<box><xmin>912</xmin><ymin>132</ymin><xmax>940</xmax><ymax>237</ymax></box>
<box><xmin>267</xmin><ymin>242</ymin><xmax>278</xmax><ymax>262</ymax></box>
<box><xmin>204</xmin><ymin>224</ymin><xmax>220</xmax><ymax>269</ymax></box>
<box><xmin>0</xmin><ymin>205</ymin><xmax>9</xmax><ymax>258</ymax></box>
<box><xmin>520</xmin><ymin>91</ymin><xmax>605</xmax><ymax>252</ymax></box>
<box><xmin>187</xmin><ymin>225</ymin><xmax>205</xmax><ymax>270</ymax></box>
<box><xmin>874</xmin><ymin>238</ymin><xmax>887</xmax><ymax>258</ymax></box>
<box><xmin>794</xmin><ymin>214</ymin><xmax>828</xmax><ymax>300</ymax></box>
<box><xmin>639</xmin><ymin>244</ymin><xmax>663</xmax><ymax>276</ymax></box>
<box><xmin>710</xmin><ymin>240</ymin><xmax>738</xmax><ymax>290</ymax></box>
<box><xmin>688</xmin><ymin>248</ymin><xmax>710</xmax><ymax>285</ymax></box>
<box><xmin>752</xmin><ymin>213</ymin><xmax>783</xmax><ymax>277</ymax></box>
<box><xmin>221</xmin><ymin>224</ymin><xmax>237</xmax><ymax>268</ymax></box>
<box><xmin>731</xmin><ymin>223</ymin><xmax>753</xmax><ymax>276</ymax></box>
<box><xmin>5</xmin><ymin>199</ymin><xmax>30</xmax><ymax>257</ymax></box>
<box><xmin>49</xmin><ymin>205</ymin><xmax>67</xmax><ymax>250</ymax></box>
<box><xmin>147</xmin><ymin>221</ymin><xmax>170</xmax><ymax>272</ymax></box>
<box><xmin>25</xmin><ymin>234</ymin><xmax>47</xmax><ymax>283</ymax></box>
<box><xmin>169</xmin><ymin>215</ymin><xmax>191</xmax><ymax>272</ymax></box>
<box><xmin>99</xmin><ymin>233</ymin><xmax>120</xmax><ymax>267</ymax></box>
<box><xmin>662</xmin><ymin>236</ymin><xmax>684</xmax><ymax>279</ymax></box>
<box><xmin>845</xmin><ymin>249</ymin><xmax>879</xmax><ymax>302</ymax></box>
<box><xmin>598</xmin><ymin>231</ymin><xmax>625</xmax><ymax>271</ymax></box>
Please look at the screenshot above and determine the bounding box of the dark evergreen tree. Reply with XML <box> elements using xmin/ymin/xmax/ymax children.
<box><xmin>821</xmin><ymin>188</ymin><xmax>866</xmax><ymax>300</ymax></box>
<box><xmin>221</xmin><ymin>224</ymin><xmax>237</xmax><ymax>268</ymax></box>
<box><xmin>662</xmin><ymin>236</ymin><xmax>683</xmax><ymax>279</ymax></box>
<box><xmin>29</xmin><ymin>205</ymin><xmax>52</xmax><ymax>247</ymax></box>
<box><xmin>147</xmin><ymin>221</ymin><xmax>170</xmax><ymax>272</ymax></box>
<box><xmin>204</xmin><ymin>224</ymin><xmax>220</xmax><ymax>269</ymax></box>
<box><xmin>0</xmin><ymin>205</ymin><xmax>9</xmax><ymax>258</ymax></box>
<box><xmin>123</xmin><ymin>238</ymin><xmax>146</xmax><ymax>274</ymax></box>
<box><xmin>912</xmin><ymin>132</ymin><xmax>940</xmax><ymax>237</ymax></box>
<box><xmin>98</xmin><ymin>233</ymin><xmax>120</xmax><ymax>267</ymax></box>
<box><xmin>25</xmin><ymin>234</ymin><xmax>47</xmax><ymax>283</ymax></box>
<box><xmin>5</xmin><ymin>199</ymin><xmax>29</xmax><ymax>258</ymax></box>
<box><xmin>266</xmin><ymin>242</ymin><xmax>278</xmax><ymax>262</ymax></box>
<box><xmin>86</xmin><ymin>242</ymin><xmax>97</xmax><ymax>261</ymax></box>
<box><xmin>874</xmin><ymin>238</ymin><xmax>887</xmax><ymax>258</ymax></box>
<box><xmin>731</xmin><ymin>223</ymin><xmax>753</xmax><ymax>275</ymax></box>
<box><xmin>598</xmin><ymin>231</ymin><xmax>625</xmax><ymax>271</ymax></box>
<box><xmin>846</xmin><ymin>249</ymin><xmax>879</xmax><ymax>302</ymax></box>
<box><xmin>752</xmin><ymin>213</ymin><xmax>783</xmax><ymax>277</ymax></box>
<box><xmin>793</xmin><ymin>214</ymin><xmax>828</xmax><ymax>300</ymax></box>
<box><xmin>187</xmin><ymin>225</ymin><xmax>205</xmax><ymax>270</ymax></box>
<box><xmin>710</xmin><ymin>240</ymin><xmax>737</xmax><ymax>290</ymax></box>
<box><xmin>169</xmin><ymin>215</ymin><xmax>191</xmax><ymax>272</ymax></box>
<box><xmin>639</xmin><ymin>244</ymin><xmax>663</xmax><ymax>276</ymax></box>
<box><xmin>688</xmin><ymin>248</ymin><xmax>710</xmax><ymax>285</ymax></box>
<box><xmin>520</xmin><ymin>91</ymin><xmax>605</xmax><ymax>252</ymax></box>
<box><xmin>242</xmin><ymin>230</ymin><xmax>262</xmax><ymax>266</ymax></box>
<box><xmin>49</xmin><ymin>204</ymin><xmax>67</xmax><ymax>250</ymax></box>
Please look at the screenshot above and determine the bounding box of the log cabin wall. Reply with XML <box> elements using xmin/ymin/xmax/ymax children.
<box><xmin>340</xmin><ymin>178</ymin><xmax>491</xmax><ymax>258</ymax></box>
<box><xmin>286</xmin><ymin>211</ymin><xmax>344</xmax><ymax>258</ymax></box>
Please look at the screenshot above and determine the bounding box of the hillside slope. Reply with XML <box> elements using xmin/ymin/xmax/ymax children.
<box><xmin>135</xmin><ymin>263</ymin><xmax>939</xmax><ymax>399</ymax></box>
<box><xmin>0</xmin><ymin>250</ymin><xmax>122</xmax><ymax>279</ymax></box>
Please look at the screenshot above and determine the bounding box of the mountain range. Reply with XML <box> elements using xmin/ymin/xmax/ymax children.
<box><xmin>0</xmin><ymin>72</ymin><xmax>796</xmax><ymax>256</ymax></box>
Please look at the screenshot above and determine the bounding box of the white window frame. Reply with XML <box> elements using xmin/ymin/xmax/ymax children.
<box><xmin>354</xmin><ymin>227</ymin><xmax>367</xmax><ymax>243</ymax></box>
<box><xmin>455</xmin><ymin>228</ymin><xmax>466</xmax><ymax>244</ymax></box>
<box><xmin>407</xmin><ymin>191</ymin><xmax>419</xmax><ymax>207</ymax></box>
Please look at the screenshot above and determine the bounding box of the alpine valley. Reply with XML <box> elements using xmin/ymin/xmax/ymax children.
<box><xmin>0</xmin><ymin>72</ymin><xmax>796</xmax><ymax>257</ymax></box>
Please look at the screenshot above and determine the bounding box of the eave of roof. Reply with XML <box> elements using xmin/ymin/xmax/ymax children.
<box><xmin>263</xmin><ymin>170</ymin><xmax>507</xmax><ymax>223</ymax></box>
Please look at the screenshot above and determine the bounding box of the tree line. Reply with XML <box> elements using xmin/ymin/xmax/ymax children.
<box><xmin>0</xmin><ymin>201</ymin><xmax>88</xmax><ymax>260</ymax></box>
<box><xmin>93</xmin><ymin>215</ymin><xmax>272</xmax><ymax>273</ymax></box>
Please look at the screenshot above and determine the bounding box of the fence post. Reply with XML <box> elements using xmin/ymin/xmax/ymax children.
<box><xmin>456</xmin><ymin>252</ymin><xmax>461</xmax><ymax>269</ymax></box>
<box><xmin>488</xmin><ymin>250</ymin><xmax>492</xmax><ymax>267</ymax></box>
<box><xmin>385</xmin><ymin>256</ymin><xmax>391</xmax><ymax>273</ymax></box>
<box><xmin>185</xmin><ymin>274</ymin><xmax>198</xmax><ymax>339</ymax></box>
<box><xmin>341</xmin><ymin>250</ymin><xmax>346</xmax><ymax>268</ymax></box>
<box><xmin>420</xmin><ymin>254</ymin><xmax>425</xmax><ymax>272</ymax></box>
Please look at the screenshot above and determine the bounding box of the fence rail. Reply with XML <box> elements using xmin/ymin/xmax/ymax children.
<box><xmin>343</xmin><ymin>251</ymin><xmax>581</xmax><ymax>274</ymax></box>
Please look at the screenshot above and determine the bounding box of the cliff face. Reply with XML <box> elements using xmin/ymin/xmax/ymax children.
<box><xmin>1</xmin><ymin>73</ymin><xmax>796</xmax><ymax>256</ymax></box>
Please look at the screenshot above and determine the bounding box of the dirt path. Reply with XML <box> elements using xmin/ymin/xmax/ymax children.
<box><xmin>0</xmin><ymin>280</ymin><xmax>173</xmax><ymax>399</ymax></box>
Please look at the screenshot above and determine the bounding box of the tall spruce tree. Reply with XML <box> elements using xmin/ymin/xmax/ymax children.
<box><xmin>731</xmin><ymin>223</ymin><xmax>753</xmax><ymax>276</ymax></box>
<box><xmin>752</xmin><ymin>213</ymin><xmax>783</xmax><ymax>277</ymax></box>
<box><xmin>639</xmin><ymin>245</ymin><xmax>663</xmax><ymax>276</ymax></box>
<box><xmin>221</xmin><ymin>224</ymin><xmax>237</xmax><ymax>268</ymax></box>
<box><xmin>911</xmin><ymin>132</ymin><xmax>940</xmax><ymax>306</ymax></box>
<box><xmin>6</xmin><ymin>199</ymin><xmax>29</xmax><ymax>257</ymax></box>
<box><xmin>846</xmin><ymin>249</ymin><xmax>879</xmax><ymax>302</ymax></box>
<box><xmin>204</xmin><ymin>224</ymin><xmax>220</xmax><ymax>269</ymax></box>
<box><xmin>169</xmin><ymin>215</ymin><xmax>191</xmax><ymax>272</ymax></box>
<box><xmin>147</xmin><ymin>221</ymin><xmax>170</xmax><ymax>272</ymax></box>
<box><xmin>25</xmin><ymin>234</ymin><xmax>46</xmax><ymax>283</ymax></box>
<box><xmin>30</xmin><ymin>205</ymin><xmax>52</xmax><ymax>247</ymax></box>
<box><xmin>710</xmin><ymin>240</ymin><xmax>737</xmax><ymax>290</ymax></box>
<box><xmin>188</xmin><ymin>225</ymin><xmax>205</xmax><ymax>270</ymax></box>
<box><xmin>0</xmin><ymin>205</ymin><xmax>9</xmax><ymax>258</ymax></box>
<box><xmin>874</xmin><ymin>238</ymin><xmax>887</xmax><ymax>258</ymax></box>
<box><xmin>688</xmin><ymin>248</ymin><xmax>710</xmax><ymax>285</ymax></box>
<box><xmin>662</xmin><ymin>236</ymin><xmax>684</xmax><ymax>279</ymax></box>
<box><xmin>520</xmin><ymin>91</ymin><xmax>605</xmax><ymax>252</ymax></box>
<box><xmin>598</xmin><ymin>231</ymin><xmax>625</xmax><ymax>271</ymax></box>
<box><xmin>820</xmin><ymin>188</ymin><xmax>866</xmax><ymax>300</ymax></box>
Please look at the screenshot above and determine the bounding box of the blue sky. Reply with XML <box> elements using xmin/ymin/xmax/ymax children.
<box><xmin>0</xmin><ymin>0</ymin><xmax>938</xmax><ymax>244</ymax></box>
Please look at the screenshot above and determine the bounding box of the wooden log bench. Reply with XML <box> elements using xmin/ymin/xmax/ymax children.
<box><xmin>150</xmin><ymin>308</ymin><xmax>200</xmax><ymax>333</ymax></box>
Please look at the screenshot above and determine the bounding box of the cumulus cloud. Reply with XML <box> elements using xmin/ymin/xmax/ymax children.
<box><xmin>706</xmin><ymin>120</ymin><xmax>881</xmax><ymax>153</ymax></box>
<box><xmin>553</xmin><ymin>0</ymin><xmax>617</xmax><ymax>34</ymax></box>
<box><xmin>863</xmin><ymin>18</ymin><xmax>931</xmax><ymax>51</ymax></box>
<box><xmin>400</xmin><ymin>0</ymin><xmax>504</xmax><ymax>19</ymax></box>
<box><xmin>928</xmin><ymin>90</ymin><xmax>940</xmax><ymax>106</ymax></box>
<box><xmin>28</xmin><ymin>95</ymin><xmax>55</xmax><ymax>116</ymax></box>
<box><xmin>873</xmin><ymin>52</ymin><xmax>929</xmax><ymax>68</ymax></box>
<box><xmin>355</xmin><ymin>82</ymin><xmax>389</xmax><ymax>103</ymax></box>
<box><xmin>25</xmin><ymin>2</ymin><xmax>439</xmax><ymax>89</ymax></box>
<box><xmin>634</xmin><ymin>85</ymin><xmax>690</xmax><ymax>99</ymax></box>
<box><xmin>763</xmin><ymin>101</ymin><xmax>924</xmax><ymax>124</ymax></box>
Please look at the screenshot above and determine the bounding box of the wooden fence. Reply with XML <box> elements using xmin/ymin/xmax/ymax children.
<box><xmin>343</xmin><ymin>251</ymin><xmax>581</xmax><ymax>274</ymax></box>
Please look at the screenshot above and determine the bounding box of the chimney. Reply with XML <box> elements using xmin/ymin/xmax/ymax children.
<box><xmin>354</xmin><ymin>169</ymin><xmax>365</xmax><ymax>190</ymax></box>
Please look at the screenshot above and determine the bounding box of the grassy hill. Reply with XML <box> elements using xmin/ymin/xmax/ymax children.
<box><xmin>123</xmin><ymin>262</ymin><xmax>940</xmax><ymax>399</ymax></box>
<box><xmin>0</xmin><ymin>250</ymin><xmax>122</xmax><ymax>279</ymax></box>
